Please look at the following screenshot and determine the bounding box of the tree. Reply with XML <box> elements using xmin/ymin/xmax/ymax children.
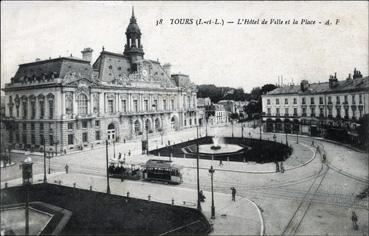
<box><xmin>356</xmin><ymin>114</ymin><xmax>369</xmax><ymax>149</ymax></box>
<box><xmin>261</xmin><ymin>84</ymin><xmax>277</xmax><ymax>95</ymax></box>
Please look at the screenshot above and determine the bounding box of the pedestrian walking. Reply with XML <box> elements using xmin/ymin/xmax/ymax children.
<box><xmin>352</xmin><ymin>211</ymin><xmax>358</xmax><ymax>230</ymax></box>
<box><xmin>65</xmin><ymin>164</ymin><xmax>69</xmax><ymax>174</ymax></box>
<box><xmin>322</xmin><ymin>154</ymin><xmax>326</xmax><ymax>163</ymax></box>
<box><xmin>231</xmin><ymin>187</ymin><xmax>236</xmax><ymax>201</ymax></box>
<box><xmin>128</xmin><ymin>150</ymin><xmax>131</xmax><ymax>156</ymax></box>
<box><xmin>311</xmin><ymin>140</ymin><xmax>315</xmax><ymax>146</ymax></box>
<box><xmin>219</xmin><ymin>159</ymin><xmax>223</xmax><ymax>166</ymax></box>
<box><xmin>280</xmin><ymin>162</ymin><xmax>285</xmax><ymax>173</ymax></box>
<box><xmin>118</xmin><ymin>152</ymin><xmax>122</xmax><ymax>160</ymax></box>
<box><xmin>275</xmin><ymin>161</ymin><xmax>280</xmax><ymax>172</ymax></box>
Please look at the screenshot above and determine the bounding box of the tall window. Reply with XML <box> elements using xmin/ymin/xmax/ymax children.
<box><xmin>122</xmin><ymin>100</ymin><xmax>127</xmax><ymax>112</ymax></box>
<box><xmin>68</xmin><ymin>122</ymin><xmax>73</xmax><ymax>130</ymax></box>
<box><xmin>163</xmin><ymin>100</ymin><xmax>167</xmax><ymax>110</ymax></box>
<box><xmin>267</xmin><ymin>108</ymin><xmax>271</xmax><ymax>115</ymax></box>
<box><xmin>107</xmin><ymin>100</ymin><xmax>114</xmax><ymax>114</ymax></box>
<box><xmin>284</xmin><ymin>98</ymin><xmax>288</xmax><ymax>105</ymax></box>
<box><xmin>144</xmin><ymin>100</ymin><xmax>148</xmax><ymax>111</ymax></box>
<box><xmin>48</xmin><ymin>100</ymin><xmax>54</xmax><ymax>119</ymax></box>
<box><xmin>39</xmin><ymin>100</ymin><xmax>45</xmax><ymax>118</ymax></box>
<box><xmin>276</xmin><ymin>108</ymin><xmax>280</xmax><ymax>116</ymax></box>
<box><xmin>293</xmin><ymin>98</ymin><xmax>297</xmax><ymax>104</ymax></box>
<box><xmin>344</xmin><ymin>108</ymin><xmax>349</xmax><ymax>118</ymax></box>
<box><xmin>336</xmin><ymin>107</ymin><xmax>341</xmax><ymax>117</ymax></box>
<box><xmin>82</xmin><ymin>132</ymin><xmax>88</xmax><ymax>142</ymax></box>
<box><xmin>40</xmin><ymin>123</ymin><xmax>44</xmax><ymax>131</ymax></box>
<box><xmin>68</xmin><ymin>134</ymin><xmax>74</xmax><ymax>145</ymax></box>
<box><xmin>352</xmin><ymin>95</ymin><xmax>356</xmax><ymax>104</ymax></box>
<box><xmin>40</xmin><ymin>134</ymin><xmax>44</xmax><ymax>145</ymax></box>
<box><xmin>285</xmin><ymin>108</ymin><xmax>289</xmax><ymax>116</ymax></box>
<box><xmin>311</xmin><ymin>108</ymin><xmax>315</xmax><ymax>117</ymax></box>
<box><xmin>49</xmin><ymin>135</ymin><xmax>54</xmax><ymax>145</ymax></box>
<box><xmin>294</xmin><ymin>108</ymin><xmax>298</xmax><ymax>116</ymax></box>
<box><xmin>95</xmin><ymin>131</ymin><xmax>101</xmax><ymax>140</ymax></box>
<box><xmin>22</xmin><ymin>101</ymin><xmax>28</xmax><ymax>119</ymax></box>
<box><xmin>336</xmin><ymin>96</ymin><xmax>340</xmax><ymax>104</ymax></box>
<box><xmin>31</xmin><ymin>134</ymin><xmax>35</xmax><ymax>145</ymax></box>
<box><xmin>302</xmin><ymin>97</ymin><xmax>306</xmax><ymax>105</ymax></box>
<box><xmin>302</xmin><ymin>108</ymin><xmax>307</xmax><ymax>116</ymax></box>
<box><xmin>320</xmin><ymin>108</ymin><xmax>324</xmax><ymax>116</ymax></box>
<box><xmin>276</xmin><ymin>99</ymin><xmax>279</xmax><ymax>105</ymax></box>
<box><xmin>153</xmin><ymin>100</ymin><xmax>158</xmax><ymax>111</ymax></box>
<box><xmin>171</xmin><ymin>99</ymin><xmax>174</xmax><ymax>110</ymax></box>
<box><xmin>31</xmin><ymin>102</ymin><xmax>36</xmax><ymax>119</ymax></box>
<box><xmin>328</xmin><ymin>96</ymin><xmax>332</xmax><ymax>104</ymax></box>
<box><xmin>77</xmin><ymin>94</ymin><xmax>88</xmax><ymax>115</ymax></box>
<box><xmin>359</xmin><ymin>94</ymin><xmax>362</xmax><ymax>104</ymax></box>
<box><xmin>319</xmin><ymin>97</ymin><xmax>323</xmax><ymax>104</ymax></box>
<box><xmin>267</xmin><ymin>99</ymin><xmax>270</xmax><ymax>105</ymax></box>
<box><xmin>328</xmin><ymin>107</ymin><xmax>332</xmax><ymax>116</ymax></box>
<box><xmin>82</xmin><ymin>121</ymin><xmax>88</xmax><ymax>129</ymax></box>
<box><xmin>65</xmin><ymin>94</ymin><xmax>73</xmax><ymax>114</ymax></box>
<box><xmin>310</xmin><ymin>97</ymin><xmax>315</xmax><ymax>105</ymax></box>
<box><xmin>344</xmin><ymin>95</ymin><xmax>348</xmax><ymax>103</ymax></box>
<box><xmin>133</xmin><ymin>100</ymin><xmax>138</xmax><ymax>112</ymax></box>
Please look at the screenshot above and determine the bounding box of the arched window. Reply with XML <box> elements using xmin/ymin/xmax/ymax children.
<box><xmin>77</xmin><ymin>94</ymin><xmax>88</xmax><ymax>115</ymax></box>
<box><xmin>134</xmin><ymin>120</ymin><xmax>141</xmax><ymax>134</ymax></box>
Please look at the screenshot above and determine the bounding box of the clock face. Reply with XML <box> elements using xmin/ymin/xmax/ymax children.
<box><xmin>142</xmin><ymin>69</ymin><xmax>148</xmax><ymax>77</ymax></box>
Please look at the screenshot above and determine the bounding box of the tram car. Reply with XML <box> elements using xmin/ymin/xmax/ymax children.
<box><xmin>108</xmin><ymin>160</ymin><xmax>141</xmax><ymax>180</ymax></box>
<box><xmin>142</xmin><ymin>159</ymin><xmax>183</xmax><ymax>184</ymax></box>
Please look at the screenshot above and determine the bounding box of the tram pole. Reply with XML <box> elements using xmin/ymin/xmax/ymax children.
<box><xmin>106</xmin><ymin>140</ymin><xmax>111</xmax><ymax>194</ymax></box>
<box><xmin>209</xmin><ymin>165</ymin><xmax>215</xmax><ymax>219</ymax></box>
<box><xmin>43</xmin><ymin>138</ymin><xmax>47</xmax><ymax>183</ymax></box>
<box><xmin>196</xmin><ymin>125</ymin><xmax>201</xmax><ymax>211</ymax></box>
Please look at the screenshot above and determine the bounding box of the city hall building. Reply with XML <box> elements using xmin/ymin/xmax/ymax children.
<box><xmin>261</xmin><ymin>69</ymin><xmax>368</xmax><ymax>139</ymax></box>
<box><xmin>2</xmin><ymin>9</ymin><xmax>198</xmax><ymax>153</ymax></box>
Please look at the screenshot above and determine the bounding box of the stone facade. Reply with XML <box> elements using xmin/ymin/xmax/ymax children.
<box><xmin>2</xmin><ymin>9</ymin><xmax>199</xmax><ymax>153</ymax></box>
<box><xmin>261</xmin><ymin>69</ymin><xmax>369</xmax><ymax>137</ymax></box>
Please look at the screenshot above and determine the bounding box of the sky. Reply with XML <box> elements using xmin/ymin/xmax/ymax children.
<box><xmin>1</xmin><ymin>1</ymin><xmax>368</xmax><ymax>93</ymax></box>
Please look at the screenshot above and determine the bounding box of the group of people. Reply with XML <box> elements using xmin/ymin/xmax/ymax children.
<box><xmin>199</xmin><ymin>187</ymin><xmax>237</xmax><ymax>202</ymax></box>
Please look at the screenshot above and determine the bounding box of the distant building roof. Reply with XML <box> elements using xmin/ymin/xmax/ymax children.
<box><xmin>266</xmin><ymin>76</ymin><xmax>368</xmax><ymax>96</ymax></box>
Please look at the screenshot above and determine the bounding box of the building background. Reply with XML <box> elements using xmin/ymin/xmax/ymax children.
<box><xmin>262</xmin><ymin>69</ymin><xmax>368</xmax><ymax>143</ymax></box>
<box><xmin>2</xmin><ymin>10</ymin><xmax>199</xmax><ymax>153</ymax></box>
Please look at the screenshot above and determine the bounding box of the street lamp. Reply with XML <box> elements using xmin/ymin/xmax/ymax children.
<box><xmin>296</xmin><ymin>124</ymin><xmax>299</xmax><ymax>144</ymax></box>
<box><xmin>196</xmin><ymin>125</ymin><xmax>201</xmax><ymax>211</ymax></box>
<box><xmin>113</xmin><ymin>139</ymin><xmax>116</xmax><ymax>159</ymax></box>
<box><xmin>42</xmin><ymin>138</ymin><xmax>47</xmax><ymax>183</ymax></box>
<box><xmin>48</xmin><ymin>152</ymin><xmax>51</xmax><ymax>174</ymax></box>
<box><xmin>208</xmin><ymin>165</ymin><xmax>215</xmax><ymax>219</ymax></box>
<box><xmin>105</xmin><ymin>140</ymin><xmax>111</xmax><ymax>194</ymax></box>
<box><xmin>231</xmin><ymin>120</ymin><xmax>234</xmax><ymax>138</ymax></box>
<box><xmin>21</xmin><ymin>156</ymin><xmax>33</xmax><ymax>236</ymax></box>
<box><xmin>241</xmin><ymin>124</ymin><xmax>244</xmax><ymax>138</ymax></box>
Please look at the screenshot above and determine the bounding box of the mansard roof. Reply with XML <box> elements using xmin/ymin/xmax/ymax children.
<box><xmin>266</xmin><ymin>76</ymin><xmax>369</xmax><ymax>96</ymax></box>
<box><xmin>12</xmin><ymin>57</ymin><xmax>92</xmax><ymax>83</ymax></box>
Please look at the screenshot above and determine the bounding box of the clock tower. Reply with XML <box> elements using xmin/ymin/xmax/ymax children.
<box><xmin>124</xmin><ymin>7</ymin><xmax>144</xmax><ymax>64</ymax></box>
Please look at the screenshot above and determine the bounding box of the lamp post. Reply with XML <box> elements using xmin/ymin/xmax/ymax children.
<box><xmin>43</xmin><ymin>138</ymin><xmax>47</xmax><ymax>183</ymax></box>
<box><xmin>241</xmin><ymin>124</ymin><xmax>244</xmax><ymax>138</ymax></box>
<box><xmin>160</xmin><ymin>130</ymin><xmax>164</xmax><ymax>145</ymax></box>
<box><xmin>231</xmin><ymin>120</ymin><xmax>234</xmax><ymax>137</ymax></box>
<box><xmin>208</xmin><ymin>165</ymin><xmax>215</xmax><ymax>219</ymax></box>
<box><xmin>113</xmin><ymin>139</ymin><xmax>116</xmax><ymax>159</ymax></box>
<box><xmin>146</xmin><ymin>126</ymin><xmax>149</xmax><ymax>155</ymax></box>
<box><xmin>196</xmin><ymin>125</ymin><xmax>201</xmax><ymax>211</ymax></box>
<box><xmin>259</xmin><ymin>117</ymin><xmax>262</xmax><ymax>140</ymax></box>
<box><xmin>21</xmin><ymin>156</ymin><xmax>33</xmax><ymax>236</ymax></box>
<box><xmin>105</xmin><ymin>140</ymin><xmax>111</xmax><ymax>194</ymax></box>
<box><xmin>296</xmin><ymin>124</ymin><xmax>299</xmax><ymax>144</ymax></box>
<box><xmin>48</xmin><ymin>152</ymin><xmax>51</xmax><ymax>174</ymax></box>
<box><xmin>285</xmin><ymin>126</ymin><xmax>288</xmax><ymax>146</ymax></box>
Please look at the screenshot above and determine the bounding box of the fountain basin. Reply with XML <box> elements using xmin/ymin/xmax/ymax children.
<box><xmin>198</xmin><ymin>144</ymin><xmax>244</xmax><ymax>154</ymax></box>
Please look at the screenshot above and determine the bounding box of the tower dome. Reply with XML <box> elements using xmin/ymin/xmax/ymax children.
<box><xmin>124</xmin><ymin>7</ymin><xmax>144</xmax><ymax>63</ymax></box>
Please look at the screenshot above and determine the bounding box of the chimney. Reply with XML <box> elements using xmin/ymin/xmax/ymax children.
<box><xmin>81</xmin><ymin>47</ymin><xmax>93</xmax><ymax>63</ymax></box>
<box><xmin>329</xmin><ymin>73</ymin><xmax>338</xmax><ymax>88</ymax></box>
<box><xmin>300</xmin><ymin>80</ymin><xmax>309</xmax><ymax>92</ymax></box>
<box><xmin>163</xmin><ymin>63</ymin><xmax>171</xmax><ymax>76</ymax></box>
